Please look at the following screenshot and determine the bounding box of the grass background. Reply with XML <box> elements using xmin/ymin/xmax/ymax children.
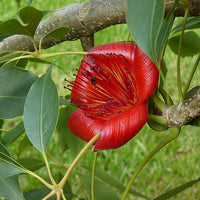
<box><xmin>1</xmin><ymin>0</ymin><xmax>200</xmax><ymax>199</ymax></box>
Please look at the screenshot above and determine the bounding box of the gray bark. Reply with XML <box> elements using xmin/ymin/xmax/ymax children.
<box><xmin>0</xmin><ymin>0</ymin><xmax>200</xmax><ymax>51</ymax></box>
<box><xmin>163</xmin><ymin>88</ymin><xmax>200</xmax><ymax>127</ymax></box>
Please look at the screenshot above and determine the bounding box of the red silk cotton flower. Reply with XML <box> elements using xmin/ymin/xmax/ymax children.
<box><xmin>67</xmin><ymin>42</ymin><xmax>159</xmax><ymax>151</ymax></box>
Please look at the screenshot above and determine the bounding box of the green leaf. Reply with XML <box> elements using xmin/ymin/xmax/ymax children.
<box><xmin>156</xmin><ymin>13</ymin><xmax>174</xmax><ymax>59</ymax></box>
<box><xmin>29</xmin><ymin>58</ymin><xmax>51</xmax><ymax>64</ymax></box>
<box><xmin>2</xmin><ymin>121</ymin><xmax>25</xmax><ymax>147</ymax></box>
<box><xmin>0</xmin><ymin>119</ymin><xmax>4</xmax><ymax>135</ymax></box>
<box><xmin>0</xmin><ymin>65</ymin><xmax>38</xmax><ymax>119</ymax></box>
<box><xmin>18</xmin><ymin>158</ymin><xmax>45</xmax><ymax>171</ymax></box>
<box><xmin>15</xmin><ymin>57</ymin><xmax>29</xmax><ymax>68</ymax></box>
<box><xmin>0</xmin><ymin>176</ymin><xmax>25</xmax><ymax>200</ymax></box>
<box><xmin>0</xmin><ymin>142</ymin><xmax>25</xmax><ymax>178</ymax></box>
<box><xmin>126</xmin><ymin>0</ymin><xmax>165</xmax><ymax>64</ymax></box>
<box><xmin>0</xmin><ymin>141</ymin><xmax>10</xmax><ymax>155</ymax></box>
<box><xmin>81</xmin><ymin>165</ymin><xmax>151</xmax><ymax>200</ymax></box>
<box><xmin>24</xmin><ymin>189</ymin><xmax>54</xmax><ymax>200</ymax></box>
<box><xmin>56</xmin><ymin>106</ymin><xmax>84</xmax><ymax>156</ymax></box>
<box><xmin>153</xmin><ymin>177</ymin><xmax>200</xmax><ymax>200</ymax></box>
<box><xmin>0</xmin><ymin>19</ymin><xmax>28</xmax><ymax>36</ymax></box>
<box><xmin>185</xmin><ymin>86</ymin><xmax>200</xmax><ymax>99</ymax></box>
<box><xmin>24</xmin><ymin>189</ymin><xmax>74</xmax><ymax>200</ymax></box>
<box><xmin>23</xmin><ymin>65</ymin><xmax>59</xmax><ymax>153</ymax></box>
<box><xmin>0</xmin><ymin>33</ymin><xmax>10</xmax><ymax>42</ymax></box>
<box><xmin>40</xmin><ymin>27</ymin><xmax>69</xmax><ymax>40</ymax></box>
<box><xmin>148</xmin><ymin>118</ymin><xmax>168</xmax><ymax>132</ymax></box>
<box><xmin>168</xmin><ymin>31</ymin><xmax>200</xmax><ymax>57</ymax></box>
<box><xmin>19</xmin><ymin>6</ymin><xmax>43</xmax><ymax>36</ymax></box>
<box><xmin>18</xmin><ymin>135</ymin><xmax>32</xmax><ymax>156</ymax></box>
<box><xmin>172</xmin><ymin>16</ymin><xmax>200</xmax><ymax>34</ymax></box>
<box><xmin>0</xmin><ymin>6</ymin><xmax>43</xmax><ymax>38</ymax></box>
<box><xmin>77</xmin><ymin>172</ymin><xmax>120</xmax><ymax>200</ymax></box>
<box><xmin>0</xmin><ymin>52</ymin><xmax>24</xmax><ymax>67</ymax></box>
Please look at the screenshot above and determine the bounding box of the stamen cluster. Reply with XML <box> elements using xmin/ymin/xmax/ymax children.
<box><xmin>66</xmin><ymin>53</ymin><xmax>138</xmax><ymax>120</ymax></box>
<box><xmin>66</xmin><ymin>42</ymin><xmax>159</xmax><ymax>151</ymax></box>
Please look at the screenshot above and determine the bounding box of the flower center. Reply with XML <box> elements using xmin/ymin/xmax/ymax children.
<box><xmin>66</xmin><ymin>53</ymin><xmax>139</xmax><ymax>120</ymax></box>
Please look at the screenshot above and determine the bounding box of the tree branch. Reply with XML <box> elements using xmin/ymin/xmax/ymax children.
<box><xmin>0</xmin><ymin>0</ymin><xmax>200</xmax><ymax>52</ymax></box>
<box><xmin>80</xmin><ymin>34</ymin><xmax>95</xmax><ymax>51</ymax></box>
<box><xmin>163</xmin><ymin>88</ymin><xmax>200</xmax><ymax>127</ymax></box>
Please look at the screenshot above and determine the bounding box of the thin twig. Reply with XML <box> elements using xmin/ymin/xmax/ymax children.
<box><xmin>58</xmin><ymin>134</ymin><xmax>100</xmax><ymax>188</ymax></box>
<box><xmin>91</xmin><ymin>152</ymin><xmax>98</xmax><ymax>200</ymax></box>
<box><xmin>176</xmin><ymin>5</ymin><xmax>189</xmax><ymax>102</ymax></box>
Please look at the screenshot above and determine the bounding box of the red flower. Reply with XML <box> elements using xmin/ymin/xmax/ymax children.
<box><xmin>67</xmin><ymin>42</ymin><xmax>159</xmax><ymax>151</ymax></box>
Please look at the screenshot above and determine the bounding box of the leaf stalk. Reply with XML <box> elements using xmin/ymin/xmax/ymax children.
<box><xmin>58</xmin><ymin>133</ymin><xmax>100</xmax><ymax>189</ymax></box>
<box><xmin>177</xmin><ymin>5</ymin><xmax>189</xmax><ymax>102</ymax></box>
<box><xmin>183</xmin><ymin>53</ymin><xmax>200</xmax><ymax>97</ymax></box>
<box><xmin>91</xmin><ymin>152</ymin><xmax>98</xmax><ymax>200</ymax></box>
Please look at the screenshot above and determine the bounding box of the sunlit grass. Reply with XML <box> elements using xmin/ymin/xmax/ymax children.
<box><xmin>1</xmin><ymin>0</ymin><xmax>200</xmax><ymax>199</ymax></box>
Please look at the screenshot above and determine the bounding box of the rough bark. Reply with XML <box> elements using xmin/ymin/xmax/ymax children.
<box><xmin>0</xmin><ymin>0</ymin><xmax>200</xmax><ymax>51</ymax></box>
<box><xmin>163</xmin><ymin>88</ymin><xmax>200</xmax><ymax>127</ymax></box>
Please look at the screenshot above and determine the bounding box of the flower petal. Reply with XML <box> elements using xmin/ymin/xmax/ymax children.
<box><xmin>68</xmin><ymin>108</ymin><xmax>105</xmax><ymax>143</ymax></box>
<box><xmin>88</xmin><ymin>42</ymin><xmax>159</xmax><ymax>104</ymax></box>
<box><xmin>88</xmin><ymin>42</ymin><xmax>136</xmax><ymax>60</ymax></box>
<box><xmin>68</xmin><ymin>101</ymin><xmax>149</xmax><ymax>151</ymax></box>
<box><xmin>134</xmin><ymin>45</ymin><xmax>159</xmax><ymax>103</ymax></box>
<box><xmin>93</xmin><ymin>101</ymin><xmax>149</xmax><ymax>151</ymax></box>
<box><xmin>67</xmin><ymin>42</ymin><xmax>159</xmax><ymax>151</ymax></box>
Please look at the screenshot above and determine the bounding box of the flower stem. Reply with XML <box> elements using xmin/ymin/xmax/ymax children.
<box><xmin>91</xmin><ymin>152</ymin><xmax>98</xmax><ymax>200</ymax></box>
<box><xmin>121</xmin><ymin>127</ymin><xmax>180</xmax><ymax>200</ymax></box>
<box><xmin>151</xmin><ymin>92</ymin><xmax>166</xmax><ymax>111</ymax></box>
<box><xmin>61</xmin><ymin>189</ymin><xmax>67</xmax><ymax>200</ymax></box>
<box><xmin>58</xmin><ymin>133</ymin><xmax>100</xmax><ymax>188</ymax></box>
<box><xmin>177</xmin><ymin>5</ymin><xmax>189</xmax><ymax>102</ymax></box>
<box><xmin>56</xmin><ymin>191</ymin><xmax>61</xmax><ymax>200</ymax></box>
<box><xmin>183</xmin><ymin>53</ymin><xmax>200</xmax><ymax>98</ymax></box>
<box><xmin>42</xmin><ymin>190</ymin><xmax>56</xmax><ymax>200</ymax></box>
<box><xmin>158</xmin><ymin>87</ymin><xmax>174</xmax><ymax>106</ymax></box>
<box><xmin>39</xmin><ymin>38</ymin><xmax>43</xmax><ymax>53</ymax></box>
<box><xmin>30</xmin><ymin>35</ymin><xmax>39</xmax><ymax>53</ymax></box>
<box><xmin>149</xmin><ymin>114</ymin><xmax>168</xmax><ymax>127</ymax></box>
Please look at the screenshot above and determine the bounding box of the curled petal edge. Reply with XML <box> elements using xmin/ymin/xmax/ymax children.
<box><xmin>133</xmin><ymin>45</ymin><xmax>159</xmax><ymax>103</ymax></box>
<box><xmin>93</xmin><ymin>101</ymin><xmax>149</xmax><ymax>151</ymax></box>
<box><xmin>68</xmin><ymin>101</ymin><xmax>149</xmax><ymax>151</ymax></box>
<box><xmin>68</xmin><ymin>108</ymin><xmax>105</xmax><ymax>143</ymax></box>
